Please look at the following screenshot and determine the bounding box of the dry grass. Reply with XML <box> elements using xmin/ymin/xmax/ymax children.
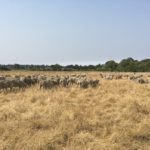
<box><xmin>0</xmin><ymin>71</ymin><xmax>150</xmax><ymax>150</ymax></box>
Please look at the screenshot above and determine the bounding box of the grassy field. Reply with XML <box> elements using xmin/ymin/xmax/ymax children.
<box><xmin>0</xmin><ymin>71</ymin><xmax>150</xmax><ymax>150</ymax></box>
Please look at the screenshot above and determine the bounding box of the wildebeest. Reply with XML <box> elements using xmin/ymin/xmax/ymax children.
<box><xmin>89</xmin><ymin>79</ymin><xmax>99</xmax><ymax>87</ymax></box>
<box><xmin>136</xmin><ymin>78</ymin><xmax>149</xmax><ymax>84</ymax></box>
<box><xmin>39</xmin><ymin>80</ymin><xmax>58</xmax><ymax>89</ymax></box>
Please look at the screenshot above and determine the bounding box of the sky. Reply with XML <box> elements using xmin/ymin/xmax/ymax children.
<box><xmin>0</xmin><ymin>0</ymin><xmax>150</xmax><ymax>65</ymax></box>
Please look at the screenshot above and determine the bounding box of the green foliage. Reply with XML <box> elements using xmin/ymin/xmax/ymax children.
<box><xmin>0</xmin><ymin>65</ymin><xmax>10</xmax><ymax>71</ymax></box>
<box><xmin>104</xmin><ymin>60</ymin><xmax>118</xmax><ymax>71</ymax></box>
<box><xmin>0</xmin><ymin>58</ymin><xmax>150</xmax><ymax>72</ymax></box>
<box><xmin>117</xmin><ymin>57</ymin><xmax>139</xmax><ymax>72</ymax></box>
<box><xmin>138</xmin><ymin>59</ymin><xmax>150</xmax><ymax>72</ymax></box>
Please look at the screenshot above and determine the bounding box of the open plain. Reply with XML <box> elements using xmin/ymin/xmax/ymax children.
<box><xmin>0</xmin><ymin>71</ymin><xmax>150</xmax><ymax>150</ymax></box>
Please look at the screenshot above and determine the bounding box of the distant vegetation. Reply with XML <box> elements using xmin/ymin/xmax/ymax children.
<box><xmin>1</xmin><ymin>57</ymin><xmax>150</xmax><ymax>72</ymax></box>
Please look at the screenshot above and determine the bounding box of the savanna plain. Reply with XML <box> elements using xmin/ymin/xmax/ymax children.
<box><xmin>0</xmin><ymin>71</ymin><xmax>150</xmax><ymax>150</ymax></box>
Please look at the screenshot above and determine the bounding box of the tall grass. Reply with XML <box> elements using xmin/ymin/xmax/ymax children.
<box><xmin>0</xmin><ymin>71</ymin><xmax>150</xmax><ymax>150</ymax></box>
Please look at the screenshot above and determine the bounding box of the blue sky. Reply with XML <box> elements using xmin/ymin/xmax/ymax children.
<box><xmin>0</xmin><ymin>0</ymin><xmax>150</xmax><ymax>65</ymax></box>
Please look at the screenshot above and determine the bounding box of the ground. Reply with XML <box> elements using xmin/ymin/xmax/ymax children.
<box><xmin>0</xmin><ymin>71</ymin><xmax>150</xmax><ymax>150</ymax></box>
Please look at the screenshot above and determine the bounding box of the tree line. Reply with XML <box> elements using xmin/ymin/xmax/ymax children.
<box><xmin>0</xmin><ymin>57</ymin><xmax>150</xmax><ymax>72</ymax></box>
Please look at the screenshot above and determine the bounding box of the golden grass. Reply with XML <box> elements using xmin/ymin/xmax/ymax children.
<box><xmin>0</xmin><ymin>71</ymin><xmax>150</xmax><ymax>150</ymax></box>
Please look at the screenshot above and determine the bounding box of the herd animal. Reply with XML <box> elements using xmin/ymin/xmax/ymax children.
<box><xmin>0</xmin><ymin>72</ymin><xmax>149</xmax><ymax>92</ymax></box>
<box><xmin>99</xmin><ymin>73</ymin><xmax>149</xmax><ymax>84</ymax></box>
<box><xmin>0</xmin><ymin>74</ymin><xmax>100</xmax><ymax>92</ymax></box>
<box><xmin>39</xmin><ymin>75</ymin><xmax>100</xmax><ymax>89</ymax></box>
<box><xmin>0</xmin><ymin>78</ymin><xmax>27</xmax><ymax>91</ymax></box>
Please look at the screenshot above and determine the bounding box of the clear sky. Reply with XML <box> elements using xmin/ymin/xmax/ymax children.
<box><xmin>0</xmin><ymin>0</ymin><xmax>150</xmax><ymax>65</ymax></box>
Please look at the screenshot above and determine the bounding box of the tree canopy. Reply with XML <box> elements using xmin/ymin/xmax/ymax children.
<box><xmin>0</xmin><ymin>58</ymin><xmax>150</xmax><ymax>72</ymax></box>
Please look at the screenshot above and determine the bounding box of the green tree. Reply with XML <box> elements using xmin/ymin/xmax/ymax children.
<box><xmin>104</xmin><ymin>60</ymin><xmax>118</xmax><ymax>71</ymax></box>
<box><xmin>118</xmin><ymin>57</ymin><xmax>138</xmax><ymax>72</ymax></box>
